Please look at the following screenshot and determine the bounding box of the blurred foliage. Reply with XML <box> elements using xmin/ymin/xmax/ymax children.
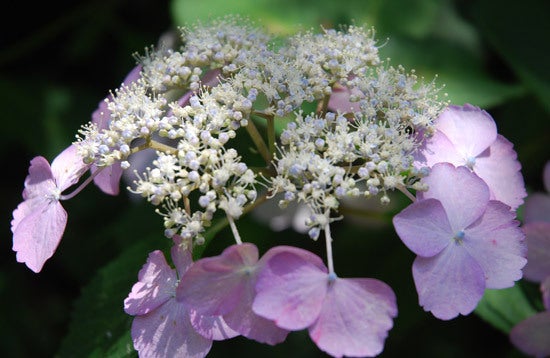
<box><xmin>1</xmin><ymin>0</ymin><xmax>548</xmax><ymax>357</ymax></box>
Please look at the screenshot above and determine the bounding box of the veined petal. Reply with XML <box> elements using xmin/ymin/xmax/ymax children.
<box><xmin>434</xmin><ymin>104</ymin><xmax>497</xmax><ymax>158</ymax></box>
<box><xmin>413</xmin><ymin>244</ymin><xmax>485</xmax><ymax>320</ymax></box>
<box><xmin>414</xmin><ymin>130</ymin><xmax>463</xmax><ymax>168</ymax></box>
<box><xmin>542</xmin><ymin>277</ymin><xmax>550</xmax><ymax>311</ymax></box>
<box><xmin>177</xmin><ymin>243</ymin><xmax>259</xmax><ymax>316</ymax></box>
<box><xmin>188</xmin><ymin>311</ymin><xmax>239</xmax><ymax>341</ymax></box>
<box><xmin>22</xmin><ymin>156</ymin><xmax>56</xmax><ymax>200</ymax></box>
<box><xmin>91</xmin><ymin>163</ymin><xmax>123</xmax><ymax>196</ymax></box>
<box><xmin>510</xmin><ymin>311</ymin><xmax>550</xmax><ymax>358</ymax></box>
<box><xmin>12</xmin><ymin>200</ymin><xmax>67</xmax><ymax>273</ymax></box>
<box><xmin>253</xmin><ymin>250</ymin><xmax>328</xmax><ymax>330</ymax></box>
<box><xmin>51</xmin><ymin>145</ymin><xmax>89</xmax><ymax>191</ymax></box>
<box><xmin>309</xmin><ymin>278</ymin><xmax>397</xmax><ymax>358</ymax></box>
<box><xmin>522</xmin><ymin>222</ymin><xmax>550</xmax><ymax>283</ymax></box>
<box><xmin>419</xmin><ymin>163</ymin><xmax>490</xmax><ymax>232</ymax></box>
<box><xmin>124</xmin><ymin>251</ymin><xmax>177</xmax><ymax>316</ymax></box>
<box><xmin>473</xmin><ymin>135</ymin><xmax>526</xmax><ymax>209</ymax></box>
<box><xmin>393</xmin><ymin>198</ymin><xmax>452</xmax><ymax>257</ymax></box>
<box><xmin>131</xmin><ymin>299</ymin><xmax>212</xmax><ymax>358</ymax></box>
<box><xmin>463</xmin><ymin>201</ymin><xmax>526</xmax><ymax>288</ymax></box>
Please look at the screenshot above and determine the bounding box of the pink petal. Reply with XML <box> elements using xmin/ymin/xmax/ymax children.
<box><xmin>393</xmin><ymin>198</ymin><xmax>453</xmax><ymax>257</ymax></box>
<box><xmin>21</xmin><ymin>156</ymin><xmax>55</xmax><ymax>200</ymax></box>
<box><xmin>177</xmin><ymin>243</ymin><xmax>259</xmax><ymax>316</ymax></box>
<box><xmin>419</xmin><ymin>163</ymin><xmax>490</xmax><ymax>231</ymax></box>
<box><xmin>253</xmin><ymin>250</ymin><xmax>328</xmax><ymax>330</ymax></box>
<box><xmin>91</xmin><ymin>163</ymin><xmax>123</xmax><ymax>196</ymax></box>
<box><xmin>131</xmin><ymin>299</ymin><xmax>212</xmax><ymax>358</ymax></box>
<box><xmin>413</xmin><ymin>244</ymin><xmax>485</xmax><ymax>320</ymax></box>
<box><xmin>309</xmin><ymin>278</ymin><xmax>397</xmax><ymax>358</ymax></box>
<box><xmin>522</xmin><ymin>222</ymin><xmax>550</xmax><ymax>283</ymax></box>
<box><xmin>434</xmin><ymin>104</ymin><xmax>497</xmax><ymax>158</ymax></box>
<box><xmin>124</xmin><ymin>251</ymin><xmax>177</xmax><ymax>316</ymax></box>
<box><xmin>327</xmin><ymin>84</ymin><xmax>361</xmax><ymax>113</ymax></box>
<box><xmin>523</xmin><ymin>193</ymin><xmax>550</xmax><ymax>224</ymax></box>
<box><xmin>463</xmin><ymin>201</ymin><xmax>526</xmax><ymax>288</ymax></box>
<box><xmin>473</xmin><ymin>135</ymin><xmax>526</xmax><ymax>209</ymax></box>
<box><xmin>170</xmin><ymin>235</ymin><xmax>193</xmax><ymax>279</ymax></box>
<box><xmin>51</xmin><ymin>145</ymin><xmax>89</xmax><ymax>191</ymax></box>
<box><xmin>510</xmin><ymin>311</ymin><xmax>550</xmax><ymax>358</ymax></box>
<box><xmin>189</xmin><ymin>311</ymin><xmax>240</xmax><ymax>341</ymax></box>
<box><xmin>12</xmin><ymin>200</ymin><xmax>67</xmax><ymax>273</ymax></box>
<box><xmin>222</xmin><ymin>287</ymin><xmax>288</xmax><ymax>345</ymax></box>
<box><xmin>414</xmin><ymin>130</ymin><xmax>464</xmax><ymax>168</ymax></box>
<box><xmin>91</xmin><ymin>97</ymin><xmax>111</xmax><ymax>130</ymax></box>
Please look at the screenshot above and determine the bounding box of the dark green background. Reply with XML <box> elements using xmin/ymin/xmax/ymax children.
<box><xmin>1</xmin><ymin>0</ymin><xmax>548</xmax><ymax>357</ymax></box>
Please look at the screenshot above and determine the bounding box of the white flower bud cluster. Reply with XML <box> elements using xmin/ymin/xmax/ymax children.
<box><xmin>78</xmin><ymin>81</ymin><xmax>166</xmax><ymax>167</ymax></box>
<box><xmin>284</xmin><ymin>26</ymin><xmax>380</xmax><ymax>89</ymax></box>
<box><xmin>74</xmin><ymin>16</ymin><xmax>442</xmax><ymax>246</ymax></box>
<box><xmin>270</xmin><ymin>107</ymin><xmax>433</xmax><ymax>238</ymax></box>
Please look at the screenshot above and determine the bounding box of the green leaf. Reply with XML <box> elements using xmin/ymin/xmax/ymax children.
<box><xmin>57</xmin><ymin>238</ymin><xmax>162</xmax><ymax>358</ymax></box>
<box><xmin>475</xmin><ymin>283</ymin><xmax>538</xmax><ymax>333</ymax></box>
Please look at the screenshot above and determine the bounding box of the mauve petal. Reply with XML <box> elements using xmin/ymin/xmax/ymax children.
<box><xmin>542</xmin><ymin>277</ymin><xmax>550</xmax><ymax>311</ymax></box>
<box><xmin>22</xmin><ymin>156</ymin><xmax>55</xmax><ymax>199</ymax></box>
<box><xmin>189</xmin><ymin>311</ymin><xmax>240</xmax><ymax>341</ymax></box>
<box><xmin>419</xmin><ymin>163</ymin><xmax>490</xmax><ymax>231</ymax></box>
<box><xmin>124</xmin><ymin>251</ymin><xmax>177</xmax><ymax>316</ymax></box>
<box><xmin>463</xmin><ymin>201</ymin><xmax>526</xmax><ymax>288</ymax></box>
<box><xmin>178</xmin><ymin>243</ymin><xmax>259</xmax><ymax>316</ymax></box>
<box><xmin>510</xmin><ymin>311</ymin><xmax>550</xmax><ymax>358</ymax></box>
<box><xmin>171</xmin><ymin>235</ymin><xmax>193</xmax><ymax>279</ymax></box>
<box><xmin>259</xmin><ymin>245</ymin><xmax>326</xmax><ymax>271</ymax></box>
<box><xmin>201</xmin><ymin>68</ymin><xmax>222</xmax><ymax>88</ymax></box>
<box><xmin>12</xmin><ymin>201</ymin><xmax>67</xmax><ymax>273</ymax></box>
<box><xmin>473</xmin><ymin>135</ymin><xmax>526</xmax><ymax>209</ymax></box>
<box><xmin>522</xmin><ymin>222</ymin><xmax>550</xmax><ymax>283</ymax></box>
<box><xmin>51</xmin><ymin>145</ymin><xmax>89</xmax><ymax>191</ymax></box>
<box><xmin>523</xmin><ymin>193</ymin><xmax>550</xmax><ymax>224</ymax></box>
<box><xmin>122</xmin><ymin>65</ymin><xmax>142</xmax><ymax>85</ymax></box>
<box><xmin>393</xmin><ymin>198</ymin><xmax>452</xmax><ymax>257</ymax></box>
<box><xmin>91</xmin><ymin>163</ymin><xmax>123</xmax><ymax>196</ymax></box>
<box><xmin>414</xmin><ymin>130</ymin><xmax>464</xmax><ymax>168</ymax></box>
<box><xmin>327</xmin><ymin>84</ymin><xmax>361</xmax><ymax>113</ymax></box>
<box><xmin>309</xmin><ymin>278</ymin><xmax>397</xmax><ymax>358</ymax></box>
<box><xmin>253</xmin><ymin>251</ymin><xmax>328</xmax><ymax>330</ymax></box>
<box><xmin>222</xmin><ymin>285</ymin><xmax>288</xmax><ymax>345</ymax></box>
<box><xmin>91</xmin><ymin>98</ymin><xmax>111</xmax><ymax>130</ymax></box>
<box><xmin>434</xmin><ymin>104</ymin><xmax>497</xmax><ymax>158</ymax></box>
<box><xmin>413</xmin><ymin>245</ymin><xmax>485</xmax><ymax>320</ymax></box>
<box><xmin>131</xmin><ymin>299</ymin><xmax>212</xmax><ymax>358</ymax></box>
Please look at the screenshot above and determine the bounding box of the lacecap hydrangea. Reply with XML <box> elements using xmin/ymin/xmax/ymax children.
<box><xmin>11</xmin><ymin>16</ymin><xmax>527</xmax><ymax>357</ymax></box>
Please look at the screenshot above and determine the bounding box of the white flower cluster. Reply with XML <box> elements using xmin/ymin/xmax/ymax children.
<box><xmin>75</xmin><ymin>16</ymin><xmax>443</xmax><ymax>245</ymax></box>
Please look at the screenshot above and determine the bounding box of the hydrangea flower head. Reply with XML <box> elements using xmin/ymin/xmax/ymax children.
<box><xmin>252</xmin><ymin>248</ymin><xmax>397</xmax><ymax>357</ymax></box>
<box><xmin>177</xmin><ymin>243</ymin><xmax>289</xmax><ymax>345</ymax></box>
<box><xmin>393</xmin><ymin>163</ymin><xmax>526</xmax><ymax>319</ymax></box>
<box><xmin>11</xmin><ymin>144</ymin><xmax>89</xmax><ymax>272</ymax></box>
<box><xmin>416</xmin><ymin>104</ymin><xmax>526</xmax><ymax>209</ymax></box>
<box><xmin>124</xmin><ymin>236</ymin><xmax>237</xmax><ymax>357</ymax></box>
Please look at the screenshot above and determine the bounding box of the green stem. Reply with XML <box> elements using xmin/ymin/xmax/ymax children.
<box><xmin>244</xmin><ymin>119</ymin><xmax>271</xmax><ymax>164</ymax></box>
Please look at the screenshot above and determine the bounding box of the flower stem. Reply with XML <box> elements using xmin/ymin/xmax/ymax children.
<box><xmin>60</xmin><ymin>165</ymin><xmax>104</xmax><ymax>200</ymax></box>
<box><xmin>324</xmin><ymin>223</ymin><xmax>335</xmax><ymax>275</ymax></box>
<box><xmin>244</xmin><ymin>119</ymin><xmax>271</xmax><ymax>164</ymax></box>
<box><xmin>397</xmin><ymin>184</ymin><xmax>416</xmax><ymax>202</ymax></box>
<box><xmin>227</xmin><ymin>214</ymin><xmax>243</xmax><ymax>245</ymax></box>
